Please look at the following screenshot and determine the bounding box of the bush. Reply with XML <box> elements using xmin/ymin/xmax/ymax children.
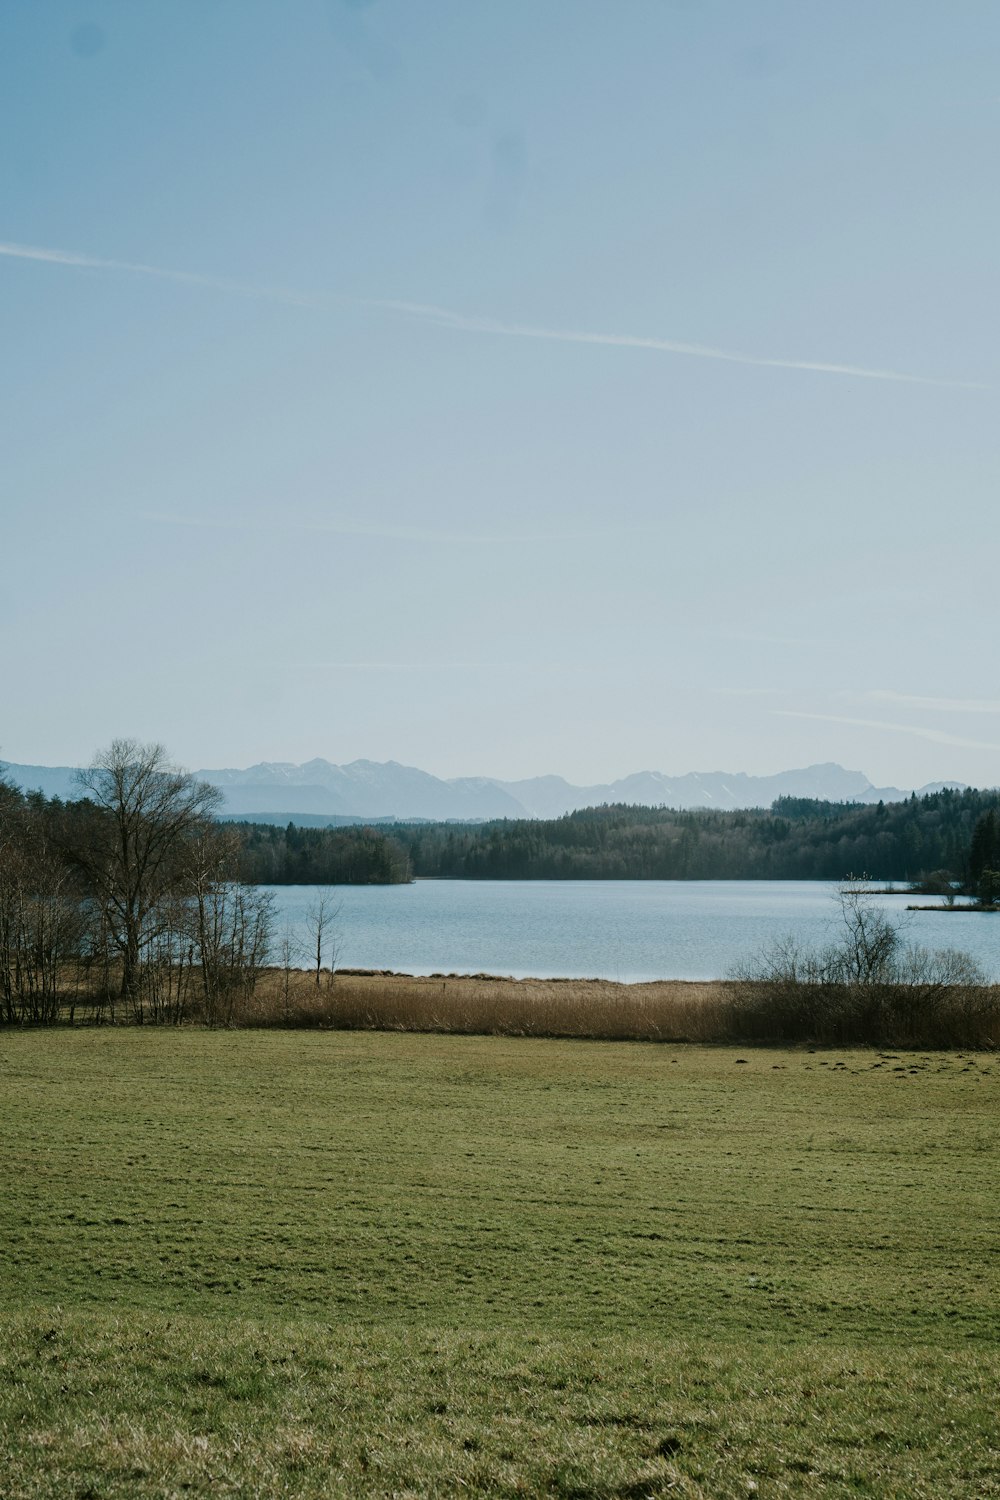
<box><xmin>728</xmin><ymin>883</ymin><xmax>998</xmax><ymax>1048</ymax></box>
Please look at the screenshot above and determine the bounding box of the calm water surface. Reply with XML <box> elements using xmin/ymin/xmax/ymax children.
<box><xmin>264</xmin><ymin>880</ymin><xmax>999</xmax><ymax>983</ymax></box>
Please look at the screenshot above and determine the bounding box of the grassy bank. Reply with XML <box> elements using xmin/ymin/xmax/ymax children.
<box><xmin>2</xmin><ymin>1030</ymin><xmax>999</xmax><ymax>1495</ymax></box>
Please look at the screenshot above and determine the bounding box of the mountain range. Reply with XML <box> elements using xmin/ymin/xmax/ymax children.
<box><xmin>2</xmin><ymin>757</ymin><xmax>967</xmax><ymax>822</ymax></box>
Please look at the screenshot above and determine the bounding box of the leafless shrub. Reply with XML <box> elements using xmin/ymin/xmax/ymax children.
<box><xmin>0</xmin><ymin>789</ymin><xmax>87</xmax><ymax>1024</ymax></box>
<box><xmin>728</xmin><ymin>883</ymin><xmax>998</xmax><ymax>1048</ymax></box>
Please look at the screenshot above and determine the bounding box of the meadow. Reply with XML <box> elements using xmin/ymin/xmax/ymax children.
<box><xmin>2</xmin><ymin>1029</ymin><xmax>999</xmax><ymax>1497</ymax></box>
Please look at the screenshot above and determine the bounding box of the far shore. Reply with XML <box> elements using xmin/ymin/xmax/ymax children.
<box><xmin>906</xmin><ymin>903</ymin><xmax>999</xmax><ymax>913</ymax></box>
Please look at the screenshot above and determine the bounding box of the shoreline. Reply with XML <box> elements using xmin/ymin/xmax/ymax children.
<box><xmin>906</xmin><ymin>904</ymin><xmax>999</xmax><ymax>913</ymax></box>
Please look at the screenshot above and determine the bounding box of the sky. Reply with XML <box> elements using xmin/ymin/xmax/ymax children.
<box><xmin>3</xmin><ymin>0</ymin><xmax>999</xmax><ymax>788</ymax></box>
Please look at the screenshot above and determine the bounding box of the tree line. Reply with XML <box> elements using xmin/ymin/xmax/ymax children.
<box><xmin>0</xmin><ymin>741</ymin><xmax>415</xmax><ymax>1026</ymax></box>
<box><xmin>0</xmin><ymin>741</ymin><xmax>273</xmax><ymax>1025</ymax></box>
<box><xmin>210</xmin><ymin>789</ymin><xmax>1000</xmax><ymax>890</ymax></box>
<box><xmin>382</xmin><ymin>787</ymin><xmax>1000</xmax><ymax>887</ymax></box>
<box><xmin>233</xmin><ymin>820</ymin><xmax>412</xmax><ymax>885</ymax></box>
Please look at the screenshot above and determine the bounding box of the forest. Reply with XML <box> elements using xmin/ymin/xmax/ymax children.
<box><xmin>220</xmin><ymin>785</ymin><xmax>1000</xmax><ymax>889</ymax></box>
<box><xmin>231</xmin><ymin>819</ymin><xmax>412</xmax><ymax>885</ymax></box>
<box><xmin>384</xmin><ymin>787</ymin><xmax>1000</xmax><ymax>888</ymax></box>
<box><xmin>10</xmin><ymin>766</ymin><xmax>1000</xmax><ymax>895</ymax></box>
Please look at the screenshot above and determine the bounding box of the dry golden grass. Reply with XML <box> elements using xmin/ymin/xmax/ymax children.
<box><xmin>35</xmin><ymin>960</ymin><xmax>1000</xmax><ymax>1047</ymax></box>
<box><xmin>238</xmin><ymin>967</ymin><xmax>732</xmax><ymax>1041</ymax></box>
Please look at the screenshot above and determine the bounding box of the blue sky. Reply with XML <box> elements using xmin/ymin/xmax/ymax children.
<box><xmin>3</xmin><ymin>0</ymin><xmax>998</xmax><ymax>786</ymax></box>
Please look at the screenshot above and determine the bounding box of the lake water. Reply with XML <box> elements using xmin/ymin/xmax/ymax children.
<box><xmin>264</xmin><ymin>880</ymin><xmax>999</xmax><ymax>983</ymax></box>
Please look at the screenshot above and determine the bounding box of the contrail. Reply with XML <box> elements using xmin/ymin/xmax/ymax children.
<box><xmin>0</xmin><ymin>239</ymin><xmax>316</xmax><ymax>307</ymax></box>
<box><xmin>373</xmin><ymin>298</ymin><xmax>986</xmax><ymax>389</ymax></box>
<box><xmin>774</xmin><ymin>709</ymin><xmax>1000</xmax><ymax>752</ymax></box>
<box><xmin>862</xmin><ymin>690</ymin><xmax>1000</xmax><ymax>715</ymax></box>
<box><xmin>0</xmin><ymin>238</ymin><xmax>985</xmax><ymax>389</ymax></box>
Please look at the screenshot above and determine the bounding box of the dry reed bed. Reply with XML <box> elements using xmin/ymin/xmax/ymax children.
<box><xmin>241</xmin><ymin>969</ymin><xmax>731</xmax><ymax>1041</ymax></box>
<box><xmin>33</xmin><ymin>964</ymin><xmax>1000</xmax><ymax>1047</ymax></box>
<box><xmin>235</xmin><ymin>968</ymin><xmax>1000</xmax><ymax>1047</ymax></box>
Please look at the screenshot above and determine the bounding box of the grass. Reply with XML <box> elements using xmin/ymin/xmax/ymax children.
<box><xmin>2</xmin><ymin>1029</ymin><xmax>999</xmax><ymax>1495</ymax></box>
<box><xmin>240</xmin><ymin>967</ymin><xmax>1000</xmax><ymax>1048</ymax></box>
<box><xmin>39</xmin><ymin>962</ymin><xmax>1000</xmax><ymax>1047</ymax></box>
<box><xmin>243</xmin><ymin>968</ymin><xmax>730</xmax><ymax>1040</ymax></box>
<box><xmin>5</xmin><ymin>1315</ymin><xmax>999</xmax><ymax>1498</ymax></box>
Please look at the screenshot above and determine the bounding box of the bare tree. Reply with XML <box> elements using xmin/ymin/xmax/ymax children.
<box><xmin>828</xmin><ymin>880</ymin><xmax>900</xmax><ymax>986</ymax></box>
<box><xmin>304</xmin><ymin>888</ymin><xmax>341</xmax><ymax>987</ymax></box>
<box><xmin>0</xmin><ymin>777</ymin><xmax>88</xmax><ymax>1025</ymax></box>
<box><xmin>730</xmin><ymin>880</ymin><xmax>991</xmax><ymax>1046</ymax></box>
<box><xmin>193</xmin><ymin>878</ymin><xmax>273</xmax><ymax>1025</ymax></box>
<box><xmin>277</xmin><ymin>920</ymin><xmax>296</xmax><ymax>1022</ymax></box>
<box><xmin>73</xmin><ymin>740</ymin><xmax>222</xmax><ymax>1017</ymax></box>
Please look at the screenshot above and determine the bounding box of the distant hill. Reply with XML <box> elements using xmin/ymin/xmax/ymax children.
<box><xmin>1</xmin><ymin>755</ymin><xmax>968</xmax><ymax>822</ymax></box>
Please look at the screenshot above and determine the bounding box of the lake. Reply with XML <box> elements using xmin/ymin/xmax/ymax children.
<box><xmin>263</xmin><ymin>880</ymin><xmax>999</xmax><ymax>983</ymax></box>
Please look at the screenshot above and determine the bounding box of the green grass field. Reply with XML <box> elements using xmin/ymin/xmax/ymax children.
<box><xmin>2</xmin><ymin>1030</ymin><xmax>998</xmax><ymax>1496</ymax></box>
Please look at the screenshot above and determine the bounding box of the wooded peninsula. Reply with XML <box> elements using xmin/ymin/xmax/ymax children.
<box><xmin>233</xmin><ymin>787</ymin><xmax>1000</xmax><ymax>892</ymax></box>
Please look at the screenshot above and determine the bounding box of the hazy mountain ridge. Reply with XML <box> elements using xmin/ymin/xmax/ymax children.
<box><xmin>2</xmin><ymin>757</ymin><xmax>967</xmax><ymax>821</ymax></box>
